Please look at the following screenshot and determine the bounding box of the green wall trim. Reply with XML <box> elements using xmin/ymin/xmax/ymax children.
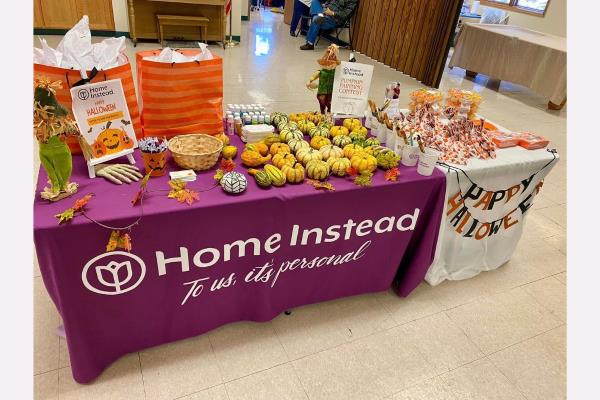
<box><xmin>226</xmin><ymin>35</ymin><xmax>242</xmax><ymax>41</ymax></box>
<box><xmin>34</xmin><ymin>28</ymin><xmax>130</xmax><ymax>38</ymax></box>
<box><xmin>241</xmin><ymin>15</ymin><xmax>249</xmax><ymax>21</ymax></box>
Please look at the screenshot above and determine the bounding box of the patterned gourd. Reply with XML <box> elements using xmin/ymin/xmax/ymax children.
<box><xmin>319</xmin><ymin>145</ymin><xmax>343</xmax><ymax>161</ymax></box>
<box><xmin>343</xmin><ymin>118</ymin><xmax>362</xmax><ymax>131</ymax></box>
<box><xmin>280</xmin><ymin>129</ymin><xmax>303</xmax><ymax>143</ymax></box>
<box><xmin>272</xmin><ymin>152</ymin><xmax>297</xmax><ymax>169</ymax></box>
<box><xmin>306</xmin><ymin>160</ymin><xmax>330</xmax><ymax>180</ymax></box>
<box><xmin>270</xmin><ymin>142</ymin><xmax>291</xmax><ymax>156</ymax></box>
<box><xmin>351</xmin><ymin>126</ymin><xmax>368</xmax><ymax>138</ymax></box>
<box><xmin>220</xmin><ymin>172</ymin><xmax>247</xmax><ymax>194</ymax></box>
<box><xmin>330</xmin><ymin>126</ymin><xmax>349</xmax><ymax>137</ymax></box>
<box><xmin>241</xmin><ymin>150</ymin><xmax>271</xmax><ymax>167</ymax></box>
<box><xmin>296</xmin><ymin>148</ymin><xmax>323</xmax><ymax>166</ymax></box>
<box><xmin>271</xmin><ymin>112</ymin><xmax>288</xmax><ymax>126</ymax></box>
<box><xmin>317</xmin><ymin>121</ymin><xmax>333</xmax><ymax>130</ymax></box>
<box><xmin>264</xmin><ymin>164</ymin><xmax>286</xmax><ymax>186</ymax></box>
<box><xmin>364</xmin><ymin>137</ymin><xmax>381</xmax><ymax>147</ymax></box>
<box><xmin>246</xmin><ymin>142</ymin><xmax>269</xmax><ymax>156</ymax></box>
<box><xmin>371</xmin><ymin>145</ymin><xmax>392</xmax><ymax>158</ymax></box>
<box><xmin>362</xmin><ymin>146</ymin><xmax>375</xmax><ymax>155</ymax></box>
<box><xmin>343</xmin><ymin>143</ymin><xmax>364</xmax><ymax>159</ymax></box>
<box><xmin>262</xmin><ymin>134</ymin><xmax>282</xmax><ymax>147</ymax></box>
<box><xmin>288</xmin><ymin>138</ymin><xmax>310</xmax><ymax>153</ymax></box>
<box><xmin>310</xmin><ymin>136</ymin><xmax>331</xmax><ymax>150</ymax></box>
<box><xmin>350</xmin><ymin>152</ymin><xmax>378</xmax><ymax>173</ymax></box>
<box><xmin>297</xmin><ymin>120</ymin><xmax>315</xmax><ymax>134</ymax></box>
<box><xmin>281</xmin><ymin>162</ymin><xmax>305</xmax><ymax>184</ymax></box>
<box><xmin>349</xmin><ymin>131</ymin><xmax>367</xmax><ymax>142</ymax></box>
<box><xmin>278</xmin><ymin>120</ymin><xmax>297</xmax><ymax>131</ymax></box>
<box><xmin>309</xmin><ymin>126</ymin><xmax>331</xmax><ymax>139</ymax></box>
<box><xmin>222</xmin><ymin>145</ymin><xmax>237</xmax><ymax>159</ymax></box>
<box><xmin>332</xmin><ymin>135</ymin><xmax>352</xmax><ymax>148</ymax></box>
<box><xmin>288</xmin><ymin>113</ymin><xmax>301</xmax><ymax>122</ymax></box>
<box><xmin>248</xmin><ymin>168</ymin><xmax>272</xmax><ymax>187</ymax></box>
<box><xmin>327</xmin><ymin>157</ymin><xmax>351</xmax><ymax>177</ymax></box>
<box><xmin>376</xmin><ymin>151</ymin><xmax>401</xmax><ymax>169</ymax></box>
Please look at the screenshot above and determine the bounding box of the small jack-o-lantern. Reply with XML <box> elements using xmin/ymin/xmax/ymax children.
<box><xmin>92</xmin><ymin>141</ymin><xmax>107</xmax><ymax>158</ymax></box>
<box><xmin>141</xmin><ymin>152</ymin><xmax>167</xmax><ymax>177</ymax></box>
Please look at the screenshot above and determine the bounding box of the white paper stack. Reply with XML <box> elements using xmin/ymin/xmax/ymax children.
<box><xmin>170</xmin><ymin>170</ymin><xmax>197</xmax><ymax>182</ymax></box>
<box><xmin>241</xmin><ymin>124</ymin><xmax>275</xmax><ymax>143</ymax></box>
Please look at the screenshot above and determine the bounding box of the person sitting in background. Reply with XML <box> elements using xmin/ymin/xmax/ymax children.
<box><xmin>300</xmin><ymin>0</ymin><xmax>358</xmax><ymax>50</ymax></box>
<box><xmin>290</xmin><ymin>0</ymin><xmax>312</xmax><ymax>37</ymax></box>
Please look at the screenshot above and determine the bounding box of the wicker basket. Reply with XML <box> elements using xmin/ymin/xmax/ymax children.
<box><xmin>168</xmin><ymin>134</ymin><xmax>223</xmax><ymax>170</ymax></box>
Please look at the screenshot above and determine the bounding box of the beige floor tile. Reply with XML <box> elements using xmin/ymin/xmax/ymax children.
<box><xmin>209</xmin><ymin>321</ymin><xmax>288</xmax><ymax>382</ymax></box>
<box><xmin>59</xmin><ymin>337</ymin><xmax>70</xmax><ymax>368</ymax></box>
<box><xmin>58</xmin><ymin>353</ymin><xmax>145</xmax><ymax>400</ymax></box>
<box><xmin>544</xmin><ymin>233</ymin><xmax>567</xmax><ymax>255</ymax></box>
<box><xmin>391</xmin><ymin>376</ymin><xmax>455</xmax><ymax>400</ymax></box>
<box><xmin>34</xmin><ymin>248</ymin><xmax>41</xmax><ymax>278</ymax></box>
<box><xmin>521</xmin><ymin>211</ymin><xmax>564</xmax><ymax>241</ymax></box>
<box><xmin>523</xmin><ymin>277</ymin><xmax>566</xmax><ymax>322</ymax></box>
<box><xmin>373</xmin><ymin>284</ymin><xmax>443</xmax><ymax>326</ymax></box>
<box><xmin>537</xmin><ymin>204</ymin><xmax>567</xmax><ymax>228</ymax></box>
<box><xmin>292</xmin><ymin>325</ymin><xmax>436</xmax><ymax>400</ymax></box>
<box><xmin>403</xmin><ymin>313</ymin><xmax>484</xmax><ymax>374</ymax></box>
<box><xmin>540</xmin><ymin>182</ymin><xmax>567</xmax><ymax>205</ymax></box>
<box><xmin>531</xmin><ymin>193</ymin><xmax>558</xmax><ymax>211</ymax></box>
<box><xmin>272</xmin><ymin>293</ymin><xmax>395</xmax><ymax>360</ymax></box>
<box><xmin>34</xmin><ymin>370</ymin><xmax>58</xmax><ymax>400</ymax></box>
<box><xmin>510</xmin><ymin>236</ymin><xmax>566</xmax><ymax>276</ymax></box>
<box><xmin>488</xmin><ymin>326</ymin><xmax>566</xmax><ymax>400</ymax></box>
<box><xmin>555</xmin><ymin>271</ymin><xmax>567</xmax><ymax>284</ymax></box>
<box><xmin>445</xmin><ymin>286</ymin><xmax>562</xmax><ymax>354</ymax></box>
<box><xmin>179</xmin><ymin>385</ymin><xmax>229</xmax><ymax>400</ymax></box>
<box><xmin>34</xmin><ymin>277</ymin><xmax>59</xmax><ymax>375</ymax></box>
<box><xmin>140</xmin><ymin>335</ymin><xmax>223</xmax><ymax>400</ymax></box>
<box><xmin>226</xmin><ymin>364</ymin><xmax>307</xmax><ymax>400</ymax></box>
<box><xmin>441</xmin><ymin>358</ymin><xmax>525</xmax><ymax>400</ymax></box>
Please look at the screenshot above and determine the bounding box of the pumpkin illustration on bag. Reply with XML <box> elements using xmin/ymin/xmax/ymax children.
<box><xmin>288</xmin><ymin>138</ymin><xmax>310</xmax><ymax>153</ymax></box>
<box><xmin>310</xmin><ymin>136</ymin><xmax>331</xmax><ymax>150</ymax></box>
<box><xmin>281</xmin><ymin>162</ymin><xmax>305</xmax><ymax>183</ymax></box>
<box><xmin>272</xmin><ymin>152</ymin><xmax>297</xmax><ymax>169</ymax></box>
<box><xmin>296</xmin><ymin>148</ymin><xmax>323</xmax><ymax>165</ymax></box>
<box><xmin>332</xmin><ymin>135</ymin><xmax>352</xmax><ymax>148</ymax></box>
<box><xmin>351</xmin><ymin>152</ymin><xmax>378</xmax><ymax>173</ymax></box>
<box><xmin>343</xmin><ymin>143</ymin><xmax>364</xmax><ymax>158</ymax></box>
<box><xmin>327</xmin><ymin>157</ymin><xmax>351</xmax><ymax>177</ymax></box>
<box><xmin>306</xmin><ymin>160</ymin><xmax>330</xmax><ymax>180</ymax></box>
<box><xmin>319</xmin><ymin>145</ymin><xmax>343</xmax><ymax>161</ymax></box>
<box><xmin>241</xmin><ymin>150</ymin><xmax>271</xmax><ymax>167</ymax></box>
<box><xmin>270</xmin><ymin>142</ymin><xmax>291</xmax><ymax>156</ymax></box>
<box><xmin>92</xmin><ymin>123</ymin><xmax>134</xmax><ymax>156</ymax></box>
<box><xmin>264</xmin><ymin>164</ymin><xmax>286</xmax><ymax>186</ymax></box>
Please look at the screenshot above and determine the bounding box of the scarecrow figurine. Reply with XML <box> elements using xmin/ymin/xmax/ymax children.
<box><xmin>34</xmin><ymin>76</ymin><xmax>79</xmax><ymax>201</ymax></box>
<box><xmin>306</xmin><ymin>44</ymin><xmax>341</xmax><ymax>114</ymax></box>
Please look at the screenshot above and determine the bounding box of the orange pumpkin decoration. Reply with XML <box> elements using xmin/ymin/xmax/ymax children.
<box><xmin>92</xmin><ymin>141</ymin><xmax>107</xmax><ymax>158</ymax></box>
<box><xmin>94</xmin><ymin>123</ymin><xmax>134</xmax><ymax>156</ymax></box>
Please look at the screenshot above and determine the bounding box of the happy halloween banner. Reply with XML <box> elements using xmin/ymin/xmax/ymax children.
<box><xmin>446</xmin><ymin>173</ymin><xmax>544</xmax><ymax>240</ymax></box>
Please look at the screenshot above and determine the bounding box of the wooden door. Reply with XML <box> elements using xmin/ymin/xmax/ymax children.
<box><xmin>34</xmin><ymin>0</ymin><xmax>115</xmax><ymax>30</ymax></box>
<box><xmin>352</xmin><ymin>0</ymin><xmax>462</xmax><ymax>88</ymax></box>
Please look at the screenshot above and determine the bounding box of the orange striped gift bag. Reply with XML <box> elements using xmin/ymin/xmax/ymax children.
<box><xmin>34</xmin><ymin>57</ymin><xmax>141</xmax><ymax>154</ymax></box>
<box><xmin>136</xmin><ymin>50</ymin><xmax>224</xmax><ymax>139</ymax></box>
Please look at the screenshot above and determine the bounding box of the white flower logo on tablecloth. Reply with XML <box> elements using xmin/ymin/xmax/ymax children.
<box><xmin>82</xmin><ymin>251</ymin><xmax>146</xmax><ymax>295</ymax></box>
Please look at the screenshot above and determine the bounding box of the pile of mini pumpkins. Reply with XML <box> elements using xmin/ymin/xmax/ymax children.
<box><xmin>239</xmin><ymin>113</ymin><xmax>400</xmax><ymax>189</ymax></box>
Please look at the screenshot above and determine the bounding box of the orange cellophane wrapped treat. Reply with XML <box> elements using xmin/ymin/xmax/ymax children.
<box><xmin>517</xmin><ymin>132</ymin><xmax>549</xmax><ymax>150</ymax></box>
<box><xmin>446</xmin><ymin>88</ymin><xmax>482</xmax><ymax>119</ymax></box>
<box><xmin>409</xmin><ymin>89</ymin><xmax>443</xmax><ymax>113</ymax></box>
<box><xmin>491</xmin><ymin>131</ymin><xmax>522</xmax><ymax>148</ymax></box>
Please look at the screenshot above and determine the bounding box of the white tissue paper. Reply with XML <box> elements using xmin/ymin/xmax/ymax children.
<box><xmin>143</xmin><ymin>42</ymin><xmax>213</xmax><ymax>63</ymax></box>
<box><xmin>33</xmin><ymin>15</ymin><xmax>127</xmax><ymax>70</ymax></box>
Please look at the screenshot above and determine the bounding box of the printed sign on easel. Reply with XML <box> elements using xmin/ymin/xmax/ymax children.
<box><xmin>330</xmin><ymin>61</ymin><xmax>374</xmax><ymax>116</ymax></box>
<box><xmin>70</xmin><ymin>79</ymin><xmax>137</xmax><ymax>178</ymax></box>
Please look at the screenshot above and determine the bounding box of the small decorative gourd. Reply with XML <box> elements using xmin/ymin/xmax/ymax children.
<box><xmin>248</xmin><ymin>168</ymin><xmax>272</xmax><ymax>187</ymax></box>
<box><xmin>330</xmin><ymin>126</ymin><xmax>349</xmax><ymax>137</ymax></box>
<box><xmin>296</xmin><ymin>148</ymin><xmax>323</xmax><ymax>166</ymax></box>
<box><xmin>364</xmin><ymin>137</ymin><xmax>381</xmax><ymax>147</ymax></box>
<box><xmin>222</xmin><ymin>145</ymin><xmax>237</xmax><ymax>159</ymax></box>
<box><xmin>272</xmin><ymin>152</ymin><xmax>297</xmax><ymax>169</ymax></box>
<box><xmin>350</xmin><ymin>152</ymin><xmax>378</xmax><ymax>173</ymax></box>
<box><xmin>308</xmin><ymin>126</ymin><xmax>331</xmax><ymax>139</ymax></box>
<box><xmin>281</xmin><ymin>162</ymin><xmax>305</xmax><ymax>184</ymax></box>
<box><xmin>246</xmin><ymin>142</ymin><xmax>269</xmax><ymax>156</ymax></box>
<box><xmin>297</xmin><ymin>120</ymin><xmax>315</xmax><ymax>134</ymax></box>
<box><xmin>220</xmin><ymin>171</ymin><xmax>247</xmax><ymax>194</ymax></box>
<box><xmin>343</xmin><ymin>143</ymin><xmax>364</xmax><ymax>158</ymax></box>
<box><xmin>306</xmin><ymin>160</ymin><xmax>330</xmax><ymax>180</ymax></box>
<box><xmin>332</xmin><ymin>135</ymin><xmax>352</xmax><ymax>148</ymax></box>
<box><xmin>271</xmin><ymin>112</ymin><xmax>288</xmax><ymax>126</ymax></box>
<box><xmin>262</xmin><ymin>133</ymin><xmax>282</xmax><ymax>147</ymax></box>
<box><xmin>349</xmin><ymin>131</ymin><xmax>367</xmax><ymax>142</ymax></box>
<box><xmin>264</xmin><ymin>164</ymin><xmax>286</xmax><ymax>186</ymax></box>
<box><xmin>376</xmin><ymin>151</ymin><xmax>401</xmax><ymax>169</ymax></box>
<box><xmin>319</xmin><ymin>145</ymin><xmax>343</xmax><ymax>161</ymax></box>
<box><xmin>280</xmin><ymin>129</ymin><xmax>303</xmax><ymax>143</ymax></box>
<box><xmin>270</xmin><ymin>142</ymin><xmax>291</xmax><ymax>156</ymax></box>
<box><xmin>327</xmin><ymin>157</ymin><xmax>351</xmax><ymax>177</ymax></box>
<box><xmin>241</xmin><ymin>150</ymin><xmax>271</xmax><ymax>167</ymax></box>
<box><xmin>362</xmin><ymin>146</ymin><xmax>375</xmax><ymax>155</ymax></box>
<box><xmin>343</xmin><ymin>118</ymin><xmax>362</xmax><ymax>131</ymax></box>
<box><xmin>317</xmin><ymin>121</ymin><xmax>333</xmax><ymax>130</ymax></box>
<box><xmin>216</xmin><ymin>133</ymin><xmax>230</xmax><ymax>146</ymax></box>
<box><xmin>351</xmin><ymin>126</ymin><xmax>368</xmax><ymax>138</ymax></box>
<box><xmin>310</xmin><ymin>136</ymin><xmax>331</xmax><ymax>150</ymax></box>
<box><xmin>288</xmin><ymin>138</ymin><xmax>310</xmax><ymax>153</ymax></box>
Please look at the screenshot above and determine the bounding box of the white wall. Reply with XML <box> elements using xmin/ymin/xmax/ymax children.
<box><xmin>478</xmin><ymin>0</ymin><xmax>566</xmax><ymax>37</ymax></box>
<box><xmin>111</xmin><ymin>0</ymin><xmax>243</xmax><ymax>38</ymax></box>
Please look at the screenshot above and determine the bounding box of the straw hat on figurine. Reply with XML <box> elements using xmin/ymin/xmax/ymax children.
<box><xmin>317</xmin><ymin>44</ymin><xmax>341</xmax><ymax>70</ymax></box>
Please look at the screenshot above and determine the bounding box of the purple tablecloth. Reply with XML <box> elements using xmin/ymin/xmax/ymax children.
<box><xmin>34</xmin><ymin>134</ymin><xmax>445</xmax><ymax>383</ymax></box>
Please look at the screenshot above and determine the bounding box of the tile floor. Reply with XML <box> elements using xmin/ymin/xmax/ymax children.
<box><xmin>33</xmin><ymin>9</ymin><xmax>566</xmax><ymax>400</ymax></box>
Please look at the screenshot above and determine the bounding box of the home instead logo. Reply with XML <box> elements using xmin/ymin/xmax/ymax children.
<box><xmin>82</xmin><ymin>251</ymin><xmax>146</xmax><ymax>295</ymax></box>
<box><xmin>342</xmin><ymin>67</ymin><xmax>364</xmax><ymax>77</ymax></box>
